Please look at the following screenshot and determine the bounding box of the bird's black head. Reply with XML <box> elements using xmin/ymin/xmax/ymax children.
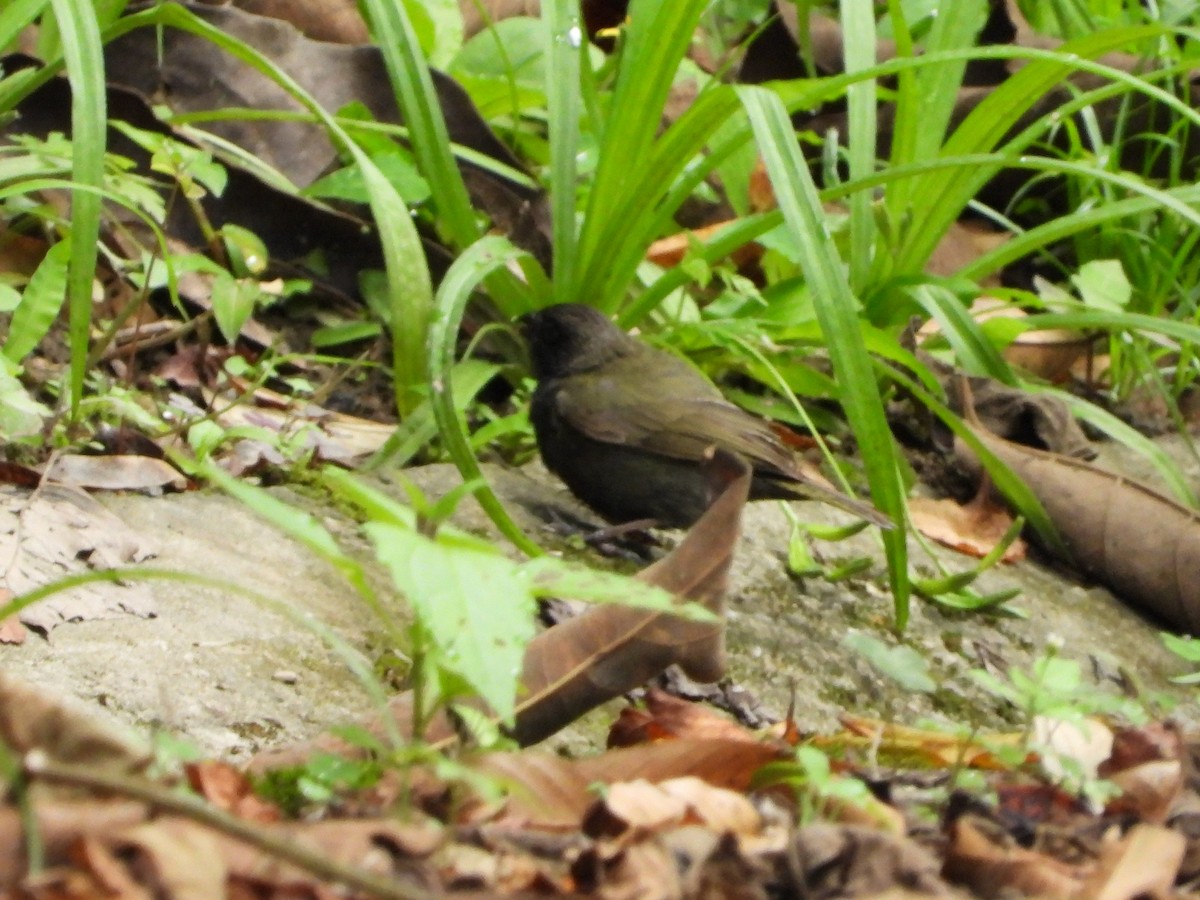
<box><xmin>519</xmin><ymin>303</ymin><xmax>634</xmax><ymax>379</ymax></box>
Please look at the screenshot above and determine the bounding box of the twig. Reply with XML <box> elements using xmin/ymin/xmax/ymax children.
<box><xmin>22</xmin><ymin>751</ymin><xmax>436</xmax><ymax>900</ymax></box>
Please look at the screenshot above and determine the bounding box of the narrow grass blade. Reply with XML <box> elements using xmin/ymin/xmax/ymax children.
<box><xmin>906</xmin><ymin>283</ymin><xmax>1015</xmax><ymax>382</ymax></box>
<box><xmin>738</xmin><ymin>86</ymin><xmax>911</xmax><ymax>626</ymax></box>
<box><xmin>0</xmin><ymin>0</ymin><xmax>48</xmax><ymax>49</ymax></box>
<box><xmin>358</xmin><ymin>0</ymin><xmax>478</xmax><ymax>249</ymax></box>
<box><xmin>428</xmin><ymin>235</ymin><xmax>541</xmax><ymax>557</ymax></box>
<box><xmin>48</xmin><ymin>0</ymin><xmax>105</xmax><ymax>419</ymax></box>
<box><xmin>365</xmin><ymin>359</ymin><xmax>501</xmax><ymax>470</ymax></box>
<box><xmin>885</xmin><ymin>363</ymin><xmax>1065</xmax><ymax>556</ymax></box>
<box><xmin>896</xmin><ymin>25</ymin><xmax>1168</xmax><ymax>273</ymax></box>
<box><xmin>543</xmin><ymin>0</ymin><xmax>581</xmax><ymax>286</ymax></box>
<box><xmin>838</xmin><ymin>0</ymin><xmax>877</xmax><ymax>290</ymax></box>
<box><xmin>571</xmin><ymin>0</ymin><xmax>709</xmax><ymax>310</ymax></box>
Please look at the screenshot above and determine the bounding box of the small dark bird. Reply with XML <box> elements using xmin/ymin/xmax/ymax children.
<box><xmin>521</xmin><ymin>303</ymin><xmax>890</xmax><ymax>529</ymax></box>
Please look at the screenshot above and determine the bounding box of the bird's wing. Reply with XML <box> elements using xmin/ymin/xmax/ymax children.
<box><xmin>554</xmin><ymin>375</ymin><xmax>800</xmax><ymax>476</ymax></box>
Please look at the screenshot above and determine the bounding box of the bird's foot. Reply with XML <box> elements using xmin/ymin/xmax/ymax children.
<box><xmin>582</xmin><ymin>519</ymin><xmax>662</xmax><ymax>561</ymax></box>
<box><xmin>534</xmin><ymin>506</ymin><xmax>661</xmax><ymax>561</ymax></box>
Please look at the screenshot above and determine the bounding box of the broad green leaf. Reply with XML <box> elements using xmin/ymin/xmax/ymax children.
<box><xmin>210</xmin><ymin>272</ymin><xmax>260</xmax><ymax>343</ymax></box>
<box><xmin>364</xmin><ymin>521</ymin><xmax>535</xmax><ymax>723</ymax></box>
<box><xmin>1071</xmin><ymin>259</ymin><xmax>1131</xmax><ymax>311</ymax></box>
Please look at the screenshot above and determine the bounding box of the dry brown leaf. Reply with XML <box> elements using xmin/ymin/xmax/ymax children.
<box><xmin>908</xmin><ymin>492</ymin><xmax>1026</xmax><ymax>563</ymax></box>
<box><xmin>476</xmin><ymin>738</ymin><xmax>785</xmax><ymax>830</ymax></box>
<box><xmin>609</xmin><ymin>688</ymin><xmax>761</xmax><ymax>748</ymax></box>
<box><xmin>1105</xmin><ymin>760</ymin><xmax>1184</xmax><ymax>825</ymax></box>
<box><xmin>0</xmin><ymin>587</ymin><xmax>25</xmax><ymax>646</ymax></box>
<box><xmin>216</xmin><ymin>818</ymin><xmax>442</xmax><ymax>894</ymax></box>
<box><xmin>658</xmin><ymin>777</ymin><xmax>761</xmax><ymax>835</ymax></box>
<box><xmin>925</xmin><ymin>222</ymin><xmax>1011</xmax><ymax>283</ymax></box>
<box><xmin>46</xmin><ymin>454</ymin><xmax>187</xmax><ymax>494</ymax></box>
<box><xmin>1034</xmin><ymin>716</ymin><xmax>1114</xmax><ymax>786</ymax></box>
<box><xmin>793</xmin><ymin>824</ymin><xmax>954</xmax><ymax>897</ymax></box>
<box><xmin>0</xmin><ymin>461</ymin><xmax>42</xmax><ymax>489</ymax></box>
<box><xmin>958</xmin><ymin>419</ymin><xmax>1200</xmax><ymax>633</ymax></box>
<box><xmin>186</xmin><ymin>761</ymin><xmax>282</xmax><ymax>824</ymax></box>
<box><xmin>509</xmin><ymin>448</ymin><xmax>750</xmax><ymax>746</ymax></box>
<box><xmin>94</xmin><ymin>818</ymin><xmax>227</xmax><ymax>900</ymax></box>
<box><xmin>586</xmin><ymin>780</ymin><xmax>690</xmax><ymax>836</ymax></box>
<box><xmin>645</xmin><ymin>221</ymin><xmax>764</xmax><ymax>270</ymax></box>
<box><xmin>1102</xmin><ymin>721</ymin><xmax>1184</xmax><ymax>774</ymax></box>
<box><xmin>212</xmin><ymin>388</ymin><xmax>395</xmax><ymax>467</ymax></box>
<box><xmin>0</xmin><ymin>801</ymin><xmax>147</xmax><ymax>888</ymax></box>
<box><xmin>1075</xmin><ymin>824</ymin><xmax>1185</xmax><ymax>900</ymax></box>
<box><xmin>1</xmin><ymin>483</ymin><xmax>157</xmax><ymax>633</ymax></box>
<box><xmin>572</xmin><ymin>837</ymin><xmax>682</xmax><ymax>900</ymax></box>
<box><xmin>0</xmin><ymin>673</ymin><xmax>149</xmax><ymax>771</ymax></box>
<box><xmin>0</xmin><ymin>617</ymin><xmax>26</xmax><ymax>645</ymax></box>
<box><xmin>942</xmin><ymin>817</ymin><xmax>1082</xmax><ymax>897</ymax></box>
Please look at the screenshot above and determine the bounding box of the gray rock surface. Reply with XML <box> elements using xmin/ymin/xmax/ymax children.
<box><xmin>1</xmin><ymin>438</ymin><xmax>1196</xmax><ymax>761</ymax></box>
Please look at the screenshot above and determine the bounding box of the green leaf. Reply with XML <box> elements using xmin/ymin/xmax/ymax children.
<box><xmin>428</xmin><ymin>235</ymin><xmax>540</xmax><ymax>555</ymax></box>
<box><xmin>543</xmin><ymin>0</ymin><xmax>581</xmax><ymax>289</ymax></box>
<box><xmin>0</xmin><ymin>0</ymin><xmax>49</xmax><ymax>51</ymax></box>
<box><xmin>843</xmin><ymin>631</ymin><xmax>937</xmax><ymax>693</ymax></box>
<box><xmin>3</xmin><ymin>238</ymin><xmax>71</xmax><ymax>364</ymax></box>
<box><xmin>1161</xmin><ymin>631</ymin><xmax>1200</xmax><ymax>663</ymax></box>
<box><xmin>738</xmin><ymin>85</ymin><xmax>911</xmax><ymax>626</ymax></box>
<box><xmin>1071</xmin><ymin>259</ymin><xmax>1131</xmax><ymax>311</ymax></box>
<box><xmin>221</xmin><ymin>224</ymin><xmax>269</xmax><ymax>277</ymax></box>
<box><xmin>364</xmin><ymin>522</ymin><xmax>536</xmax><ymax>723</ymax></box>
<box><xmin>0</xmin><ymin>285</ymin><xmax>20</xmax><ymax>313</ymax></box>
<box><xmin>209</xmin><ymin>272</ymin><xmax>260</xmax><ymax>343</ymax></box>
<box><xmin>48</xmin><ymin>0</ymin><xmax>105</xmax><ymax>418</ymax></box>
<box><xmin>0</xmin><ymin>367</ymin><xmax>50</xmax><ymax>440</ymax></box>
<box><xmin>520</xmin><ymin>556</ymin><xmax>713</xmax><ymax>619</ymax></box>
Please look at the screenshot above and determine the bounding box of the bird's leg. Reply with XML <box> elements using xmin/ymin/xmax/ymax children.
<box><xmin>583</xmin><ymin>518</ymin><xmax>659</xmax><ymax>544</ymax></box>
<box><xmin>583</xmin><ymin>519</ymin><xmax>662</xmax><ymax>561</ymax></box>
<box><xmin>534</xmin><ymin>505</ymin><xmax>661</xmax><ymax>560</ymax></box>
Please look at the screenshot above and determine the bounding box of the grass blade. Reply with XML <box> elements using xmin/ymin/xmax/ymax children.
<box><xmin>838</xmin><ymin>0</ymin><xmax>878</xmax><ymax>290</ymax></box>
<box><xmin>428</xmin><ymin>235</ymin><xmax>541</xmax><ymax>557</ymax></box>
<box><xmin>543</xmin><ymin>0</ymin><xmax>581</xmax><ymax>286</ymax></box>
<box><xmin>571</xmin><ymin>0</ymin><xmax>709</xmax><ymax>311</ymax></box>
<box><xmin>358</xmin><ymin>0</ymin><xmax>478</xmax><ymax>249</ymax></box>
<box><xmin>738</xmin><ymin>85</ymin><xmax>911</xmax><ymax>627</ymax></box>
<box><xmin>48</xmin><ymin>0</ymin><xmax>105</xmax><ymax>419</ymax></box>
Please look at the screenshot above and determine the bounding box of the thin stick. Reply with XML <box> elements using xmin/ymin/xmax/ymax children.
<box><xmin>22</xmin><ymin>751</ymin><xmax>436</xmax><ymax>900</ymax></box>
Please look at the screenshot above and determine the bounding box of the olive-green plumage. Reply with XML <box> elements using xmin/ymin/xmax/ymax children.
<box><xmin>521</xmin><ymin>303</ymin><xmax>888</xmax><ymax>529</ymax></box>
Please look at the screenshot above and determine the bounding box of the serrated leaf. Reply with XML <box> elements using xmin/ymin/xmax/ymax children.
<box><xmin>364</xmin><ymin>522</ymin><xmax>536</xmax><ymax>722</ymax></box>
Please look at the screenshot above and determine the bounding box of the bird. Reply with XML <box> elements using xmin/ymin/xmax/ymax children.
<box><xmin>520</xmin><ymin>303</ymin><xmax>890</xmax><ymax>530</ymax></box>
